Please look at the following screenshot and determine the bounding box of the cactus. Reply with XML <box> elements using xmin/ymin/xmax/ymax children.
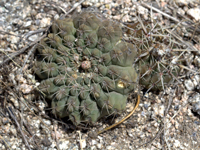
<box><xmin>34</xmin><ymin>12</ymin><xmax>181</xmax><ymax>125</ymax></box>
<box><xmin>33</xmin><ymin>12</ymin><xmax>139</xmax><ymax>125</ymax></box>
<box><xmin>127</xmin><ymin>21</ymin><xmax>181</xmax><ymax>91</ymax></box>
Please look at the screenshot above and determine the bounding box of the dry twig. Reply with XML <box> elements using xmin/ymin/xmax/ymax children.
<box><xmin>20</xmin><ymin>43</ymin><xmax>38</xmax><ymax>74</ymax></box>
<box><xmin>0</xmin><ymin>135</ymin><xmax>11</xmax><ymax>150</ymax></box>
<box><xmin>7</xmin><ymin>107</ymin><xmax>31</xmax><ymax>150</ymax></box>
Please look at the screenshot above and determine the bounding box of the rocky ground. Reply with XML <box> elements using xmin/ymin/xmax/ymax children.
<box><xmin>0</xmin><ymin>0</ymin><xmax>200</xmax><ymax>149</ymax></box>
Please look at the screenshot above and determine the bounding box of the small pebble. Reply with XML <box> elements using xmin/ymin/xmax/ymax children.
<box><xmin>184</xmin><ymin>79</ymin><xmax>195</xmax><ymax>91</ymax></box>
<box><xmin>187</xmin><ymin>7</ymin><xmax>200</xmax><ymax>21</ymax></box>
<box><xmin>24</xmin><ymin>20</ymin><xmax>32</xmax><ymax>27</ymax></box>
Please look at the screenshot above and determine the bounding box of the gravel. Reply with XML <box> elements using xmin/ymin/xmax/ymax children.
<box><xmin>0</xmin><ymin>0</ymin><xmax>200</xmax><ymax>149</ymax></box>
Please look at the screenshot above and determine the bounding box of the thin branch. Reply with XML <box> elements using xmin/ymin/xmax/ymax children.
<box><xmin>7</xmin><ymin>107</ymin><xmax>31</xmax><ymax>150</ymax></box>
<box><xmin>20</xmin><ymin>43</ymin><xmax>38</xmax><ymax>74</ymax></box>
<box><xmin>0</xmin><ymin>135</ymin><xmax>11</xmax><ymax>150</ymax></box>
<box><xmin>134</xmin><ymin>2</ymin><xmax>179</xmax><ymax>23</ymax></box>
<box><xmin>53</xmin><ymin>122</ymin><xmax>61</xmax><ymax>150</ymax></box>
<box><xmin>24</xmin><ymin>29</ymin><xmax>46</xmax><ymax>41</ymax></box>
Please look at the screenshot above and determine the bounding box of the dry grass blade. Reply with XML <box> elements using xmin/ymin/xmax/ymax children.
<box><xmin>136</xmin><ymin>1</ymin><xmax>180</xmax><ymax>23</ymax></box>
<box><xmin>78</xmin><ymin>131</ymin><xmax>84</xmax><ymax>150</ymax></box>
<box><xmin>165</xmin><ymin>29</ymin><xmax>198</xmax><ymax>52</ymax></box>
<box><xmin>0</xmin><ymin>135</ymin><xmax>11</xmax><ymax>150</ymax></box>
<box><xmin>20</xmin><ymin>43</ymin><xmax>38</xmax><ymax>74</ymax></box>
<box><xmin>53</xmin><ymin>122</ymin><xmax>61</xmax><ymax>150</ymax></box>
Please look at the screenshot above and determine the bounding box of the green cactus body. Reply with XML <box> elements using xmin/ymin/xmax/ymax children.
<box><xmin>34</xmin><ymin>12</ymin><xmax>139</xmax><ymax>125</ymax></box>
<box><xmin>126</xmin><ymin>21</ymin><xmax>181</xmax><ymax>91</ymax></box>
<box><xmin>34</xmin><ymin>12</ymin><xmax>180</xmax><ymax>125</ymax></box>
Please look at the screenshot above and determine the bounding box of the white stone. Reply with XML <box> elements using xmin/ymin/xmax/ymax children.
<box><xmin>10</xmin><ymin>96</ymin><xmax>19</xmax><ymax>108</ymax></box>
<box><xmin>54</xmin><ymin>14</ymin><xmax>59</xmax><ymax>20</ymax></box>
<box><xmin>59</xmin><ymin>140</ymin><xmax>69</xmax><ymax>150</ymax></box>
<box><xmin>174</xmin><ymin>140</ymin><xmax>180</xmax><ymax>148</ymax></box>
<box><xmin>90</xmin><ymin>0</ymin><xmax>99</xmax><ymax>3</ymax></box>
<box><xmin>184</xmin><ymin>79</ymin><xmax>195</xmax><ymax>91</ymax></box>
<box><xmin>32</xmin><ymin>119</ymin><xmax>40</xmax><ymax>128</ymax></box>
<box><xmin>40</xmin><ymin>18</ymin><xmax>51</xmax><ymax>27</ymax></box>
<box><xmin>154</xmin><ymin>122</ymin><xmax>158</xmax><ymax>127</ymax></box>
<box><xmin>190</xmin><ymin>93</ymin><xmax>200</xmax><ymax>103</ymax></box>
<box><xmin>91</xmin><ymin>139</ymin><xmax>97</xmax><ymax>145</ymax></box>
<box><xmin>177</xmin><ymin>8</ymin><xmax>185</xmax><ymax>16</ymax></box>
<box><xmin>153</xmin><ymin>104</ymin><xmax>165</xmax><ymax>117</ymax></box>
<box><xmin>19</xmin><ymin>83</ymin><xmax>33</xmax><ymax>94</ymax></box>
<box><xmin>81</xmin><ymin>139</ymin><xmax>86</xmax><ymax>148</ymax></box>
<box><xmin>28</xmin><ymin>34</ymin><xmax>39</xmax><ymax>41</ymax></box>
<box><xmin>10</xmin><ymin>35</ymin><xmax>20</xmax><ymax>44</ymax></box>
<box><xmin>43</xmin><ymin>119</ymin><xmax>51</xmax><ymax>126</ymax></box>
<box><xmin>106</xmin><ymin>145</ymin><xmax>115</xmax><ymax>150</ymax></box>
<box><xmin>137</xmin><ymin>5</ymin><xmax>148</xmax><ymax>15</ymax></box>
<box><xmin>24</xmin><ymin>20</ymin><xmax>32</xmax><ymax>27</ymax></box>
<box><xmin>171</xmin><ymin>56</ymin><xmax>178</xmax><ymax>64</ymax></box>
<box><xmin>27</xmin><ymin>74</ymin><xmax>34</xmax><ymax>79</ymax></box>
<box><xmin>187</xmin><ymin>7</ymin><xmax>200</xmax><ymax>21</ymax></box>
<box><xmin>193</xmin><ymin>75</ymin><xmax>200</xmax><ymax>86</ymax></box>
<box><xmin>97</xmin><ymin>143</ymin><xmax>103</xmax><ymax>149</ymax></box>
